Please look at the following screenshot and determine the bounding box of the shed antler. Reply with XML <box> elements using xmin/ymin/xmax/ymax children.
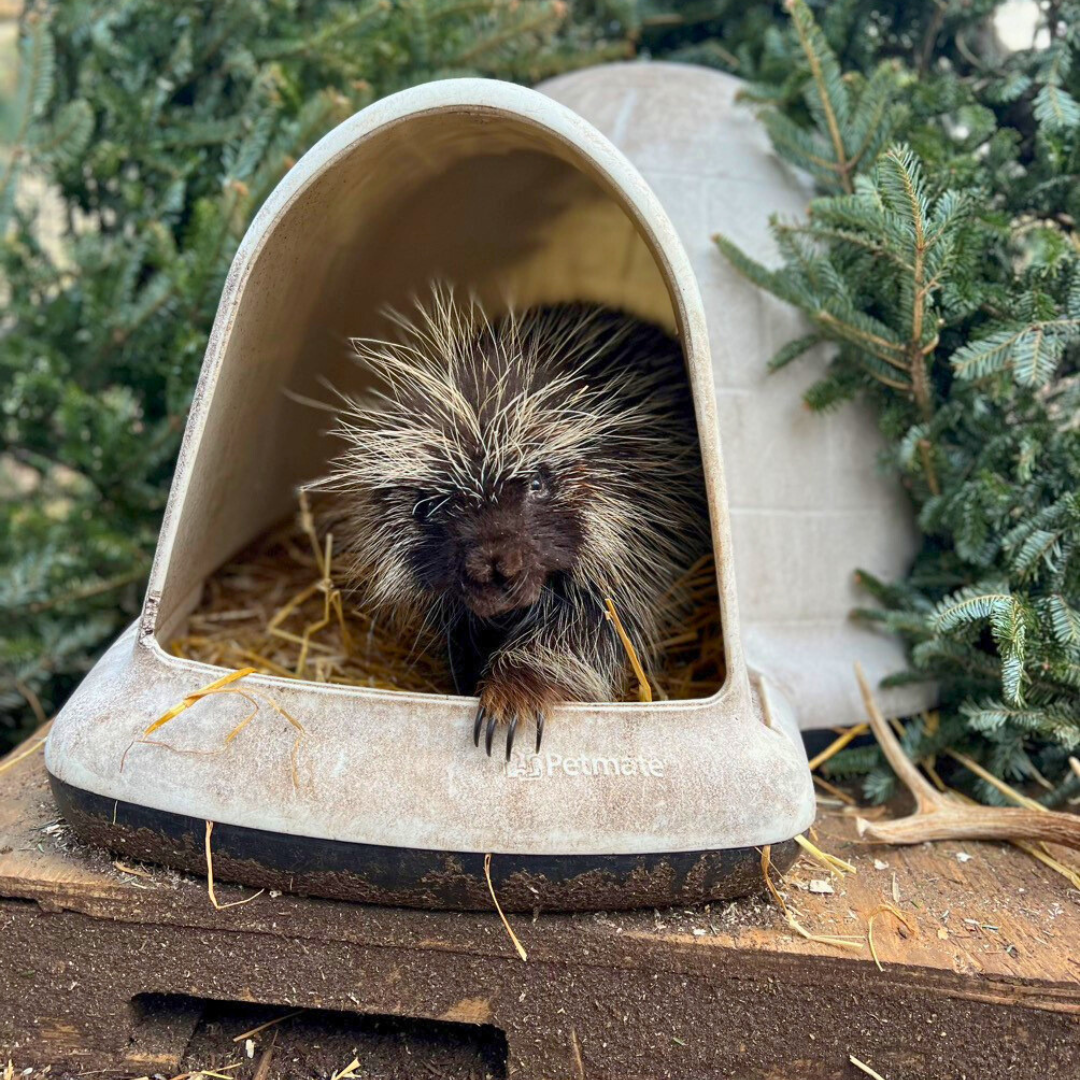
<box><xmin>853</xmin><ymin>664</ymin><xmax>1080</xmax><ymax>852</ymax></box>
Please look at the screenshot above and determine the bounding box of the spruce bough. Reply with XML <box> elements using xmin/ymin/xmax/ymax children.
<box><xmin>717</xmin><ymin>0</ymin><xmax>1080</xmax><ymax>804</ymax></box>
<box><xmin>0</xmin><ymin>0</ymin><xmax>634</xmax><ymax>749</ymax></box>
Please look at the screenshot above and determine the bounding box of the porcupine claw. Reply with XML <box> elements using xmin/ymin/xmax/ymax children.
<box><xmin>505</xmin><ymin>715</ymin><xmax>519</xmax><ymax>761</ymax></box>
<box><xmin>473</xmin><ymin>704</ymin><xmax>486</xmax><ymax>748</ymax></box>
<box><xmin>535</xmin><ymin>711</ymin><xmax>545</xmax><ymax>754</ymax></box>
<box><xmin>485</xmin><ymin>711</ymin><xmax>498</xmax><ymax>757</ymax></box>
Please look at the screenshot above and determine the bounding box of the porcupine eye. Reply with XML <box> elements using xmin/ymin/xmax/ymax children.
<box><xmin>528</xmin><ymin>469</ymin><xmax>549</xmax><ymax>498</ymax></box>
<box><xmin>412</xmin><ymin>492</ymin><xmax>437</xmax><ymax>521</ymax></box>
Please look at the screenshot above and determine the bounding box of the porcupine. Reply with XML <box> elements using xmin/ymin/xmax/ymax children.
<box><xmin>316</xmin><ymin>286</ymin><xmax>711</xmax><ymax>759</ymax></box>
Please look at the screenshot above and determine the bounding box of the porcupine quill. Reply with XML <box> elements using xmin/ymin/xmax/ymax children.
<box><xmin>312</xmin><ymin>285</ymin><xmax>711</xmax><ymax>759</ymax></box>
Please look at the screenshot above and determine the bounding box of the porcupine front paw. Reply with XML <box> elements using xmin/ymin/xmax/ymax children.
<box><xmin>473</xmin><ymin>662</ymin><xmax>566</xmax><ymax>760</ymax></box>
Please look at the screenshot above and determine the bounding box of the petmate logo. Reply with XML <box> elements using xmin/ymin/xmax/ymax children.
<box><xmin>506</xmin><ymin>753</ymin><xmax>667</xmax><ymax>780</ymax></box>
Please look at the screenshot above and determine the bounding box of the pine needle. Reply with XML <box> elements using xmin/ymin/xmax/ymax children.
<box><xmin>484</xmin><ymin>853</ymin><xmax>528</xmax><ymax>961</ymax></box>
<box><xmin>204</xmin><ymin>821</ymin><xmax>264</xmax><ymax>911</ymax></box>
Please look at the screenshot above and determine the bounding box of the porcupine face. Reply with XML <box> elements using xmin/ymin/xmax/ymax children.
<box><xmin>323</xmin><ymin>292</ymin><xmax>620</xmax><ymax>624</ymax></box>
<box><xmin>408</xmin><ymin>462</ymin><xmax>584</xmax><ymax>619</ymax></box>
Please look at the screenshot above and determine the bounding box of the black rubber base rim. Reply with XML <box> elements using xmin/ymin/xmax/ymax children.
<box><xmin>50</xmin><ymin>773</ymin><xmax>799</xmax><ymax>912</ymax></box>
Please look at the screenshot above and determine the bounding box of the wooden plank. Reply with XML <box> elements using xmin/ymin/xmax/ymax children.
<box><xmin>6</xmin><ymin>730</ymin><xmax>1078</xmax><ymax>992</ymax></box>
<box><xmin>0</xmin><ymin>724</ymin><xmax>139</xmax><ymax>905</ymax></box>
<box><xmin>3</xmin><ymin>733</ymin><xmax>1079</xmax><ymax>1077</ymax></box>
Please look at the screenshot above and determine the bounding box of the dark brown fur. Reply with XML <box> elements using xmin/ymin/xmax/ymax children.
<box><xmin>315</xmin><ymin>291</ymin><xmax>710</xmax><ymax>755</ymax></box>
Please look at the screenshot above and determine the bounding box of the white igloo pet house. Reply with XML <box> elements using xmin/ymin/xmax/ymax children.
<box><xmin>539</xmin><ymin>62</ymin><xmax>935</xmax><ymax>731</ymax></box>
<box><xmin>45</xmin><ymin>78</ymin><xmax>819</xmax><ymax>911</ymax></box>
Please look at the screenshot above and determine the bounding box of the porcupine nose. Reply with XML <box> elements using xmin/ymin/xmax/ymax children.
<box><xmin>467</xmin><ymin>538</ymin><xmax>524</xmax><ymax>586</ymax></box>
<box><xmin>494</xmin><ymin>546</ymin><xmax>524</xmax><ymax>581</ymax></box>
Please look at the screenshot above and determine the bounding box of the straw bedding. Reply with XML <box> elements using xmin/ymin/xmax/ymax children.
<box><xmin>169</xmin><ymin>497</ymin><xmax>724</xmax><ymax>702</ymax></box>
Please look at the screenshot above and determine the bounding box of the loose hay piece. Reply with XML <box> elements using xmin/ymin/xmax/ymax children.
<box><xmin>330</xmin><ymin>1059</ymin><xmax>363</xmax><ymax>1080</ymax></box>
<box><xmin>794</xmin><ymin>832</ymin><xmax>857</xmax><ymax>876</ymax></box>
<box><xmin>232</xmin><ymin>1010</ymin><xmax>306</xmax><ymax>1044</ymax></box>
<box><xmin>760</xmin><ymin>844</ymin><xmax>864</xmax><ymax>952</ymax></box>
<box><xmin>112</xmin><ymin>859</ymin><xmax>154</xmax><ymax>880</ymax></box>
<box><xmin>0</xmin><ymin>736</ymin><xmax>46</xmax><ymax>776</ymax></box>
<box><xmin>605</xmin><ymin>597</ymin><xmax>652</xmax><ymax>702</ymax></box>
<box><xmin>205</xmin><ymin>820</ymin><xmax>264</xmax><ymax>911</ymax></box>
<box><xmin>933</xmin><ymin>782</ymin><xmax>1080</xmax><ymax>891</ymax></box>
<box><xmin>570</xmin><ymin>1028</ymin><xmax>586</xmax><ymax>1080</ymax></box>
<box><xmin>122</xmin><ymin>668</ymin><xmax>308</xmax><ymax>788</ymax></box>
<box><xmin>812</xmin><ymin>772</ymin><xmax>857</xmax><ymax>806</ymax></box>
<box><xmin>485</xmin><ymin>852</ymin><xmax>528</xmax><ymax>962</ymax></box>
<box><xmin>849</xmin><ymin>1054</ymin><xmax>888</xmax><ymax>1080</ymax></box>
<box><xmin>145</xmin><ymin>667</ymin><xmax>258</xmax><ymax>734</ymax></box>
<box><xmin>807</xmin><ymin>723</ymin><xmax>869</xmax><ymax>772</ymax></box>
<box><xmin>866</xmin><ymin>903</ymin><xmax>916</xmax><ymax>972</ymax></box>
<box><xmin>169</xmin><ymin>495</ymin><xmax>724</xmax><ymax>702</ymax></box>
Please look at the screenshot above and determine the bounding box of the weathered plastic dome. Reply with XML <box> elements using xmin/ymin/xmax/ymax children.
<box><xmin>45</xmin><ymin>78</ymin><xmax>815</xmax><ymax>911</ymax></box>
<box><xmin>540</xmin><ymin>63</ymin><xmax>936</xmax><ymax>729</ymax></box>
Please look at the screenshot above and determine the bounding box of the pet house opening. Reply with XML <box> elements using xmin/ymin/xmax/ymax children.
<box><xmin>155</xmin><ymin>106</ymin><xmax>726</xmax><ymax>702</ymax></box>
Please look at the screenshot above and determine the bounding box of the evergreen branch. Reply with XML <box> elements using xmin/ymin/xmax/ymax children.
<box><xmin>774</xmin><ymin>222</ymin><xmax>913</xmax><ymax>270</ymax></box>
<box><xmin>931</xmin><ymin>589</ymin><xmax>1015</xmax><ymax>633</ymax></box>
<box><xmin>814</xmin><ymin>311</ymin><xmax>910</xmax><ymax>366</ymax></box>
<box><xmin>452</xmin><ymin>2</ymin><xmax>566</xmax><ymax>66</ymax></box>
<box><xmin>768</xmin><ymin>332</ymin><xmax>824</xmax><ymax>371</ymax></box>
<box><xmin>1034</xmin><ymin>82</ymin><xmax>1080</xmax><ymax>133</ymax></box>
<box><xmin>785</xmin><ymin>0</ymin><xmax>853</xmax><ymax>192</ymax></box>
<box><xmin>15</xmin><ymin>567</ymin><xmax>149</xmax><ymax>616</ymax></box>
<box><xmin>0</xmin><ymin>14</ymin><xmax>55</xmax><ymax>228</ymax></box>
<box><xmin>761</xmin><ymin>111</ymin><xmax>847</xmax><ymax>181</ymax></box>
<box><xmin>951</xmin><ymin>318</ymin><xmax>1080</xmax><ymax>384</ymax></box>
<box><xmin>712</xmin><ymin>234</ymin><xmax>803</xmax><ymax>307</ymax></box>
